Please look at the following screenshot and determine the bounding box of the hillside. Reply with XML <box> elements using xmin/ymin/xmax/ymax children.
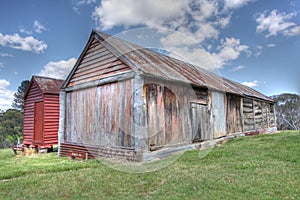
<box><xmin>1</xmin><ymin>131</ymin><xmax>299</xmax><ymax>200</ymax></box>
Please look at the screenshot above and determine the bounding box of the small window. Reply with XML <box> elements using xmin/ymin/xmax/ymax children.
<box><xmin>270</xmin><ymin>103</ymin><xmax>274</xmax><ymax>113</ymax></box>
<box><xmin>191</xmin><ymin>86</ymin><xmax>208</xmax><ymax>105</ymax></box>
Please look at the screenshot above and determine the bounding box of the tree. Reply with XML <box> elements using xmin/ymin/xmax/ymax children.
<box><xmin>0</xmin><ymin>109</ymin><xmax>23</xmax><ymax>148</ymax></box>
<box><xmin>270</xmin><ymin>93</ymin><xmax>300</xmax><ymax>130</ymax></box>
<box><xmin>12</xmin><ymin>80</ymin><xmax>29</xmax><ymax>112</ymax></box>
<box><xmin>0</xmin><ymin>109</ymin><xmax>4</xmax><ymax>121</ymax></box>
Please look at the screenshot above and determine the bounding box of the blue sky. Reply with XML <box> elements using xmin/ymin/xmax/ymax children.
<box><xmin>0</xmin><ymin>0</ymin><xmax>299</xmax><ymax>110</ymax></box>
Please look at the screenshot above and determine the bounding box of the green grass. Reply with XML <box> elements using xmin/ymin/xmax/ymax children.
<box><xmin>1</xmin><ymin>130</ymin><xmax>299</xmax><ymax>200</ymax></box>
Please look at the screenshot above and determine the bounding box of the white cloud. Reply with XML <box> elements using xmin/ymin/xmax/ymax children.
<box><xmin>284</xmin><ymin>25</ymin><xmax>300</xmax><ymax>36</ymax></box>
<box><xmin>230</xmin><ymin>65</ymin><xmax>245</xmax><ymax>72</ymax></box>
<box><xmin>215</xmin><ymin>37</ymin><xmax>250</xmax><ymax>64</ymax></box>
<box><xmin>254</xmin><ymin>45</ymin><xmax>263</xmax><ymax>56</ymax></box>
<box><xmin>73</xmin><ymin>0</ymin><xmax>97</xmax><ymax>13</ymax></box>
<box><xmin>267</xmin><ymin>43</ymin><xmax>276</xmax><ymax>48</ymax></box>
<box><xmin>92</xmin><ymin>0</ymin><xmax>251</xmax><ymax>70</ymax></box>
<box><xmin>34</xmin><ymin>20</ymin><xmax>47</xmax><ymax>33</ymax></box>
<box><xmin>0</xmin><ymin>62</ymin><xmax>4</xmax><ymax>68</ymax></box>
<box><xmin>0</xmin><ymin>33</ymin><xmax>47</xmax><ymax>53</ymax></box>
<box><xmin>0</xmin><ymin>52</ymin><xmax>13</xmax><ymax>57</ymax></box>
<box><xmin>255</xmin><ymin>9</ymin><xmax>300</xmax><ymax>37</ymax></box>
<box><xmin>93</xmin><ymin>0</ymin><xmax>189</xmax><ymax>30</ymax></box>
<box><xmin>163</xmin><ymin>37</ymin><xmax>250</xmax><ymax>70</ymax></box>
<box><xmin>38</xmin><ymin>58</ymin><xmax>77</xmax><ymax>79</ymax></box>
<box><xmin>19</xmin><ymin>25</ymin><xmax>32</xmax><ymax>35</ymax></box>
<box><xmin>224</xmin><ymin>0</ymin><xmax>255</xmax><ymax>10</ymax></box>
<box><xmin>242</xmin><ymin>80</ymin><xmax>266</xmax><ymax>88</ymax></box>
<box><xmin>242</xmin><ymin>80</ymin><xmax>259</xmax><ymax>87</ymax></box>
<box><xmin>0</xmin><ymin>79</ymin><xmax>14</xmax><ymax>110</ymax></box>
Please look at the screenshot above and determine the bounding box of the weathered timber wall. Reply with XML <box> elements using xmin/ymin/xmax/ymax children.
<box><xmin>190</xmin><ymin>102</ymin><xmax>210</xmax><ymax>141</ymax></box>
<box><xmin>144</xmin><ymin>77</ymin><xmax>210</xmax><ymax>149</ymax></box>
<box><xmin>242</xmin><ymin>97</ymin><xmax>276</xmax><ymax>132</ymax></box>
<box><xmin>226</xmin><ymin>94</ymin><xmax>242</xmax><ymax>134</ymax></box>
<box><xmin>60</xmin><ymin>142</ymin><xmax>138</xmax><ymax>161</ymax></box>
<box><xmin>243</xmin><ymin>97</ymin><xmax>255</xmax><ymax>131</ymax></box>
<box><xmin>68</xmin><ymin>38</ymin><xmax>132</xmax><ymax>87</ymax></box>
<box><xmin>64</xmin><ymin>79</ymin><xmax>133</xmax><ymax>148</ymax></box>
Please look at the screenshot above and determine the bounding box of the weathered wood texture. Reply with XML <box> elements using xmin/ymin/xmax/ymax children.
<box><xmin>144</xmin><ymin>78</ymin><xmax>210</xmax><ymax>149</ymax></box>
<box><xmin>226</xmin><ymin>94</ymin><xmax>242</xmax><ymax>134</ymax></box>
<box><xmin>60</xmin><ymin>142</ymin><xmax>138</xmax><ymax>161</ymax></box>
<box><xmin>64</xmin><ymin>79</ymin><xmax>133</xmax><ymax>148</ymax></box>
<box><xmin>243</xmin><ymin>98</ymin><xmax>255</xmax><ymax>131</ymax></box>
<box><xmin>145</xmin><ymin>82</ymin><xmax>184</xmax><ymax>147</ymax></box>
<box><xmin>242</xmin><ymin>97</ymin><xmax>276</xmax><ymax>131</ymax></box>
<box><xmin>211</xmin><ymin>91</ymin><xmax>227</xmax><ymax>138</ymax></box>
<box><xmin>144</xmin><ymin>78</ymin><xmax>197</xmax><ymax>147</ymax></box>
<box><xmin>68</xmin><ymin>38</ymin><xmax>132</xmax><ymax>87</ymax></box>
<box><xmin>190</xmin><ymin>103</ymin><xmax>210</xmax><ymax>141</ymax></box>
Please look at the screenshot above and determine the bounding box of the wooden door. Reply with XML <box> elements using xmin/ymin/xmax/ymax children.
<box><xmin>211</xmin><ymin>91</ymin><xmax>226</xmax><ymax>138</ymax></box>
<box><xmin>190</xmin><ymin>103</ymin><xmax>209</xmax><ymax>142</ymax></box>
<box><xmin>34</xmin><ymin>102</ymin><xmax>44</xmax><ymax>143</ymax></box>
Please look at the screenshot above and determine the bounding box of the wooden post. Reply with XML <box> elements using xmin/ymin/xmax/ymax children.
<box><xmin>58</xmin><ymin>90</ymin><xmax>66</xmax><ymax>156</ymax></box>
<box><xmin>132</xmin><ymin>75</ymin><xmax>148</xmax><ymax>154</ymax></box>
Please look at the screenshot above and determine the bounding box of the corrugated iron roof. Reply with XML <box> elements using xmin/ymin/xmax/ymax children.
<box><xmin>33</xmin><ymin>76</ymin><xmax>64</xmax><ymax>94</ymax></box>
<box><xmin>91</xmin><ymin>30</ymin><xmax>273</xmax><ymax>102</ymax></box>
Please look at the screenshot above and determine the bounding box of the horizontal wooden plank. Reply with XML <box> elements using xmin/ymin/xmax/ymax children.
<box><xmin>72</xmin><ymin>60</ymin><xmax>123</xmax><ymax>79</ymax></box>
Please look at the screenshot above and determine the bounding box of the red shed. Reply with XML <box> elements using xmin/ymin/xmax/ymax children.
<box><xmin>22</xmin><ymin>76</ymin><xmax>64</xmax><ymax>150</ymax></box>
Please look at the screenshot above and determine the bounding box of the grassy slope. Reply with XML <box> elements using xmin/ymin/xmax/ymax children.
<box><xmin>0</xmin><ymin>131</ymin><xmax>299</xmax><ymax>200</ymax></box>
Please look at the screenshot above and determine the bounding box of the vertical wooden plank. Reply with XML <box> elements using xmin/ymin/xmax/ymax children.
<box><xmin>240</xmin><ymin>97</ymin><xmax>244</xmax><ymax>133</ymax></box>
<box><xmin>252</xmin><ymin>99</ymin><xmax>256</xmax><ymax>130</ymax></box>
<box><xmin>133</xmin><ymin>75</ymin><xmax>148</xmax><ymax>151</ymax></box>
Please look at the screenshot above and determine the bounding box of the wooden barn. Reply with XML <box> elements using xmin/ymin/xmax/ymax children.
<box><xmin>23</xmin><ymin>76</ymin><xmax>64</xmax><ymax>151</ymax></box>
<box><xmin>58</xmin><ymin>30</ymin><xmax>276</xmax><ymax>161</ymax></box>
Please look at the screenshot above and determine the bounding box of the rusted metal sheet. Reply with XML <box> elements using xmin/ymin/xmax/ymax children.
<box><xmin>64</xmin><ymin>79</ymin><xmax>133</xmax><ymax>148</ymax></box>
<box><xmin>93</xmin><ymin>30</ymin><xmax>273</xmax><ymax>102</ymax></box>
<box><xmin>22</xmin><ymin>76</ymin><xmax>63</xmax><ymax>149</ymax></box>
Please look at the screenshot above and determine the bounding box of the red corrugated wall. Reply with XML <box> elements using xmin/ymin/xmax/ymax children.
<box><xmin>23</xmin><ymin>80</ymin><xmax>60</xmax><ymax>148</ymax></box>
<box><xmin>43</xmin><ymin>94</ymin><xmax>59</xmax><ymax>147</ymax></box>
<box><xmin>23</xmin><ymin>81</ymin><xmax>43</xmax><ymax>146</ymax></box>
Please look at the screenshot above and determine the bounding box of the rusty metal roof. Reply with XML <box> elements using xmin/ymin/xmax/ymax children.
<box><xmin>32</xmin><ymin>76</ymin><xmax>64</xmax><ymax>94</ymax></box>
<box><xmin>93</xmin><ymin>30</ymin><xmax>273</xmax><ymax>102</ymax></box>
